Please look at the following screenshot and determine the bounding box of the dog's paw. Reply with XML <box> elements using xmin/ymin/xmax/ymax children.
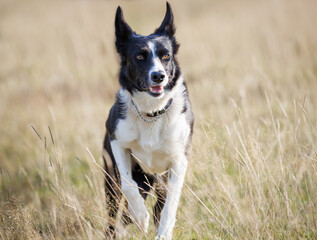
<box><xmin>129</xmin><ymin>202</ymin><xmax>150</xmax><ymax>233</ymax></box>
<box><xmin>139</xmin><ymin>209</ymin><xmax>150</xmax><ymax>233</ymax></box>
<box><xmin>122</xmin><ymin>183</ymin><xmax>150</xmax><ymax>232</ymax></box>
<box><xmin>154</xmin><ymin>233</ymin><xmax>172</xmax><ymax>240</ymax></box>
<box><xmin>155</xmin><ymin>216</ymin><xmax>175</xmax><ymax>240</ymax></box>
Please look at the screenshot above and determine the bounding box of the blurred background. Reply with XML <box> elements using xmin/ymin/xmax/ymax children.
<box><xmin>1</xmin><ymin>0</ymin><xmax>317</xmax><ymax>239</ymax></box>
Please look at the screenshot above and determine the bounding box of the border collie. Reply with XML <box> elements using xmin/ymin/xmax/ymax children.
<box><xmin>103</xmin><ymin>2</ymin><xmax>194</xmax><ymax>239</ymax></box>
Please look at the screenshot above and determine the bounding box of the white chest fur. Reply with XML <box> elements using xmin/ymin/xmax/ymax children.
<box><xmin>115</xmin><ymin>105</ymin><xmax>190</xmax><ymax>174</ymax></box>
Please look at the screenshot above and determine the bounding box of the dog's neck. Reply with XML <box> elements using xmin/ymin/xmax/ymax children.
<box><xmin>131</xmin><ymin>97</ymin><xmax>173</xmax><ymax>122</ymax></box>
<box><xmin>131</xmin><ymin>91</ymin><xmax>173</xmax><ymax>114</ymax></box>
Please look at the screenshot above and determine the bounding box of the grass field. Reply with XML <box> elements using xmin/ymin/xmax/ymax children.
<box><xmin>1</xmin><ymin>0</ymin><xmax>317</xmax><ymax>239</ymax></box>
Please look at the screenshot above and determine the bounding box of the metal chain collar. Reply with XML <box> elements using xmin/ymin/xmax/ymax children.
<box><xmin>131</xmin><ymin>98</ymin><xmax>173</xmax><ymax>123</ymax></box>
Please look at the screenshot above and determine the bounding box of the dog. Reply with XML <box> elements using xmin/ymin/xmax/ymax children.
<box><xmin>102</xmin><ymin>2</ymin><xmax>194</xmax><ymax>239</ymax></box>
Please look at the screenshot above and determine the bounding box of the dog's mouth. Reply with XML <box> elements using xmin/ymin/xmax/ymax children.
<box><xmin>149</xmin><ymin>85</ymin><xmax>163</xmax><ymax>94</ymax></box>
<box><xmin>139</xmin><ymin>82</ymin><xmax>164</xmax><ymax>97</ymax></box>
<box><xmin>148</xmin><ymin>85</ymin><xmax>164</xmax><ymax>97</ymax></box>
<box><xmin>138</xmin><ymin>82</ymin><xmax>164</xmax><ymax>97</ymax></box>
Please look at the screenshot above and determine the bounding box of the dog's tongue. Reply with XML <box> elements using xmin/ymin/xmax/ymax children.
<box><xmin>150</xmin><ymin>85</ymin><xmax>162</xmax><ymax>93</ymax></box>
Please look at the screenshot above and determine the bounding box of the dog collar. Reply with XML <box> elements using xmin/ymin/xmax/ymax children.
<box><xmin>132</xmin><ymin>98</ymin><xmax>173</xmax><ymax>122</ymax></box>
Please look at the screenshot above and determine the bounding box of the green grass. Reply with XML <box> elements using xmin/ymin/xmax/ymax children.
<box><xmin>1</xmin><ymin>0</ymin><xmax>317</xmax><ymax>239</ymax></box>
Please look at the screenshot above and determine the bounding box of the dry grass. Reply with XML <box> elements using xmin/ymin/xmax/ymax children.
<box><xmin>1</xmin><ymin>0</ymin><xmax>317</xmax><ymax>239</ymax></box>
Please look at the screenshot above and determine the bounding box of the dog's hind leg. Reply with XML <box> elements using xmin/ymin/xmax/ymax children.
<box><xmin>153</xmin><ymin>173</ymin><xmax>168</xmax><ymax>229</ymax></box>
<box><xmin>132</xmin><ymin>162</ymin><xmax>155</xmax><ymax>199</ymax></box>
<box><xmin>104</xmin><ymin>170</ymin><xmax>120</xmax><ymax>238</ymax></box>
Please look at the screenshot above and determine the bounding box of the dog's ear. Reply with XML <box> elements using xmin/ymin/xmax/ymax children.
<box><xmin>154</xmin><ymin>2</ymin><xmax>175</xmax><ymax>37</ymax></box>
<box><xmin>115</xmin><ymin>6</ymin><xmax>134</xmax><ymax>54</ymax></box>
<box><xmin>154</xmin><ymin>2</ymin><xmax>179</xmax><ymax>54</ymax></box>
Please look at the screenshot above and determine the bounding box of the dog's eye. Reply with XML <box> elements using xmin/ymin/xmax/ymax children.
<box><xmin>136</xmin><ymin>55</ymin><xmax>144</xmax><ymax>60</ymax></box>
<box><xmin>162</xmin><ymin>54</ymin><xmax>170</xmax><ymax>60</ymax></box>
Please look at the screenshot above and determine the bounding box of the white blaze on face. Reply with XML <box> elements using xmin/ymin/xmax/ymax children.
<box><xmin>147</xmin><ymin>41</ymin><xmax>167</xmax><ymax>85</ymax></box>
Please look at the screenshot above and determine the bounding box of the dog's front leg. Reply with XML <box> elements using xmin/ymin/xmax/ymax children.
<box><xmin>110</xmin><ymin>140</ymin><xmax>150</xmax><ymax>232</ymax></box>
<box><xmin>155</xmin><ymin>155</ymin><xmax>188</xmax><ymax>240</ymax></box>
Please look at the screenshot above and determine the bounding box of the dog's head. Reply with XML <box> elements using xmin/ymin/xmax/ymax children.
<box><xmin>115</xmin><ymin>2</ymin><xmax>180</xmax><ymax>98</ymax></box>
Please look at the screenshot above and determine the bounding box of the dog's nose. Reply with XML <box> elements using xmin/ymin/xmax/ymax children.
<box><xmin>151</xmin><ymin>71</ymin><xmax>165</xmax><ymax>83</ymax></box>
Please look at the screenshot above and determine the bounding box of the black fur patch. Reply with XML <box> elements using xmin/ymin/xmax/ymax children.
<box><xmin>106</xmin><ymin>93</ymin><xmax>127</xmax><ymax>140</ymax></box>
<box><xmin>181</xmin><ymin>83</ymin><xmax>194</xmax><ymax>155</ymax></box>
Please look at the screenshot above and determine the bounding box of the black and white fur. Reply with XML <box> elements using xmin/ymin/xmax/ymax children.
<box><xmin>103</xmin><ymin>3</ymin><xmax>194</xmax><ymax>239</ymax></box>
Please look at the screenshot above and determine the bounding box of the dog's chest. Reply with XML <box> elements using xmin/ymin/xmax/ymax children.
<box><xmin>116</xmin><ymin>113</ymin><xmax>189</xmax><ymax>174</ymax></box>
